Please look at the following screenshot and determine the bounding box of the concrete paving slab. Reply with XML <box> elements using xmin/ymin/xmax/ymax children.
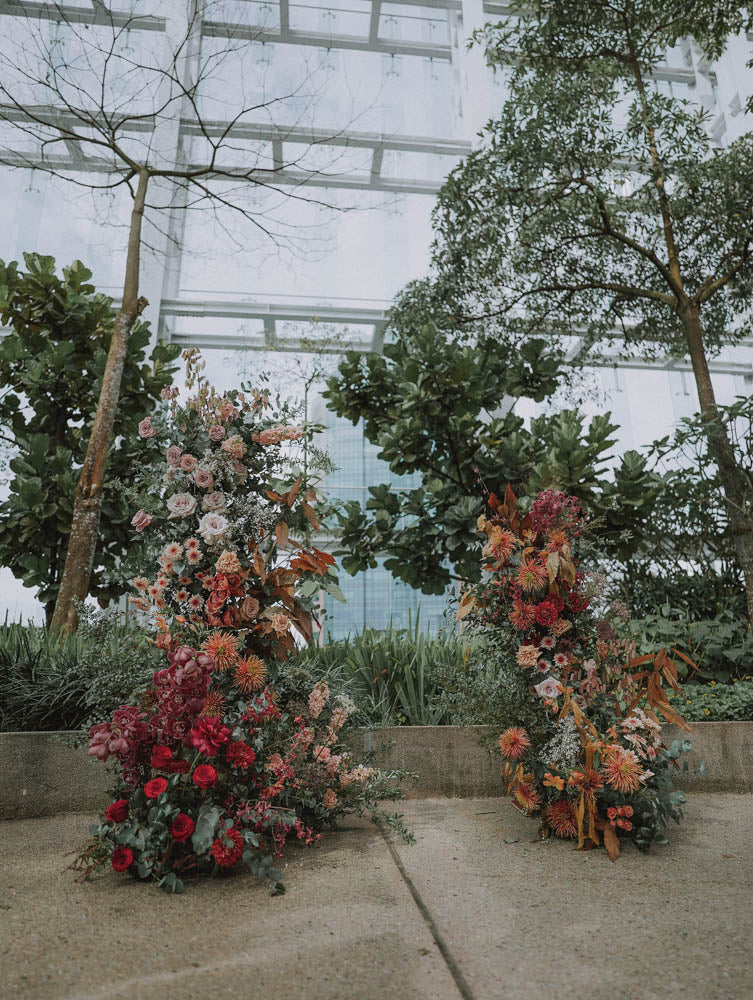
<box><xmin>0</xmin><ymin>813</ymin><xmax>459</xmax><ymax>1000</ymax></box>
<box><xmin>392</xmin><ymin>795</ymin><xmax>753</xmax><ymax>1000</ymax></box>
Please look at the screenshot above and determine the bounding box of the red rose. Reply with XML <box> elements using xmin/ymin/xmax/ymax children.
<box><xmin>192</xmin><ymin>764</ymin><xmax>218</xmax><ymax>789</ymax></box>
<box><xmin>144</xmin><ymin>777</ymin><xmax>168</xmax><ymax>799</ymax></box>
<box><xmin>111</xmin><ymin>847</ymin><xmax>134</xmax><ymax>872</ymax></box>
<box><xmin>167</xmin><ymin>758</ymin><xmax>190</xmax><ymax>774</ymax></box>
<box><xmin>171</xmin><ymin>813</ymin><xmax>195</xmax><ymax>842</ymax></box>
<box><xmin>105</xmin><ymin>799</ymin><xmax>129</xmax><ymax>823</ymax></box>
<box><xmin>151</xmin><ymin>745</ymin><xmax>173</xmax><ymax>769</ymax></box>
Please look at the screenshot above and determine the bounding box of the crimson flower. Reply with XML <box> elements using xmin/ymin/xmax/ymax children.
<box><xmin>193</xmin><ymin>764</ymin><xmax>218</xmax><ymax>789</ymax></box>
<box><xmin>105</xmin><ymin>799</ymin><xmax>129</xmax><ymax>823</ymax></box>
<box><xmin>171</xmin><ymin>813</ymin><xmax>195</xmax><ymax>842</ymax></box>
<box><xmin>190</xmin><ymin>716</ymin><xmax>232</xmax><ymax>756</ymax></box>
<box><xmin>144</xmin><ymin>777</ymin><xmax>168</xmax><ymax>799</ymax></box>
<box><xmin>111</xmin><ymin>847</ymin><xmax>134</xmax><ymax>872</ymax></box>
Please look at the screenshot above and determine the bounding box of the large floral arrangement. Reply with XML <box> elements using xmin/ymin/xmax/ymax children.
<box><xmin>460</xmin><ymin>486</ymin><xmax>694</xmax><ymax>860</ymax></box>
<box><xmin>76</xmin><ymin>351</ymin><xmax>406</xmax><ymax>893</ymax></box>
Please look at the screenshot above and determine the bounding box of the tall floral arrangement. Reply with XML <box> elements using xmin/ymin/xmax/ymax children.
<box><xmin>460</xmin><ymin>486</ymin><xmax>694</xmax><ymax>860</ymax></box>
<box><xmin>76</xmin><ymin>351</ymin><xmax>406</xmax><ymax>893</ymax></box>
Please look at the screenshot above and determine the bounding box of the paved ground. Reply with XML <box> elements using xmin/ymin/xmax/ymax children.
<box><xmin>1</xmin><ymin>794</ymin><xmax>751</xmax><ymax>1000</ymax></box>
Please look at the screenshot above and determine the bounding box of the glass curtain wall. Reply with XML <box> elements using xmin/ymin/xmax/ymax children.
<box><xmin>0</xmin><ymin>1</ymin><xmax>752</xmax><ymax>625</ymax></box>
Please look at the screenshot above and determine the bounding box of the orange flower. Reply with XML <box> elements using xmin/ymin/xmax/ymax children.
<box><xmin>200</xmin><ymin>690</ymin><xmax>225</xmax><ymax>718</ymax></box>
<box><xmin>545</xmin><ymin>529</ymin><xmax>569</xmax><ymax>552</ymax></box>
<box><xmin>550</xmin><ymin>618</ymin><xmax>573</xmax><ymax>637</ymax></box>
<box><xmin>498</xmin><ymin>727</ymin><xmax>530</xmax><ymax>760</ymax></box>
<box><xmin>202</xmin><ymin>631</ymin><xmax>240</xmax><ymax>671</ymax></box>
<box><xmin>515</xmin><ymin>559</ymin><xmax>548</xmax><ymax>592</ymax></box>
<box><xmin>509</xmin><ymin>600</ymin><xmax>536</xmax><ymax>630</ymax></box>
<box><xmin>602</xmin><ymin>748</ymin><xmax>644</xmax><ymax>794</ymax></box>
<box><xmin>234</xmin><ymin>656</ymin><xmax>267</xmax><ymax>693</ymax></box>
<box><xmin>543</xmin><ymin>771</ymin><xmax>565</xmax><ymax>791</ymax></box>
<box><xmin>513</xmin><ymin>780</ymin><xmax>542</xmax><ymax>814</ymax></box>
<box><xmin>515</xmin><ymin>644</ymin><xmax>540</xmax><ymax>668</ymax></box>
<box><xmin>546</xmin><ymin>799</ymin><xmax>578</xmax><ymax>838</ymax></box>
<box><xmin>568</xmin><ymin>767</ymin><xmax>604</xmax><ymax>797</ymax></box>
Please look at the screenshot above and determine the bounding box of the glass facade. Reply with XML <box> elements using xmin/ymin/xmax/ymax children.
<box><xmin>0</xmin><ymin>1</ymin><xmax>752</xmax><ymax>625</ymax></box>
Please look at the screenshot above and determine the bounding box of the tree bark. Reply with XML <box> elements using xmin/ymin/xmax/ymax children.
<box><xmin>50</xmin><ymin>169</ymin><xmax>150</xmax><ymax>635</ymax></box>
<box><xmin>681</xmin><ymin>302</ymin><xmax>753</xmax><ymax>624</ymax></box>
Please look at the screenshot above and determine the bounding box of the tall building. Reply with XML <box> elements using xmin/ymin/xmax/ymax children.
<box><xmin>0</xmin><ymin>1</ymin><xmax>752</xmax><ymax>624</ymax></box>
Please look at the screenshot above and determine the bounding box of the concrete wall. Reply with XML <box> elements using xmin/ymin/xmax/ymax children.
<box><xmin>2</xmin><ymin>722</ymin><xmax>751</xmax><ymax>819</ymax></box>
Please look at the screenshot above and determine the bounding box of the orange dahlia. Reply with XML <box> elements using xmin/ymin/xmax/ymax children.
<box><xmin>515</xmin><ymin>559</ymin><xmax>548</xmax><ymax>592</ymax></box>
<box><xmin>202</xmin><ymin>631</ymin><xmax>240</xmax><ymax>671</ymax></box>
<box><xmin>546</xmin><ymin>799</ymin><xmax>578</xmax><ymax>838</ymax></box>
<box><xmin>200</xmin><ymin>690</ymin><xmax>225</xmax><ymax>718</ymax></box>
<box><xmin>513</xmin><ymin>780</ymin><xmax>542</xmax><ymax>814</ymax></box>
<box><xmin>602</xmin><ymin>749</ymin><xmax>644</xmax><ymax>794</ymax></box>
<box><xmin>234</xmin><ymin>655</ymin><xmax>267</xmax><ymax>692</ymax></box>
<box><xmin>498</xmin><ymin>727</ymin><xmax>531</xmax><ymax>760</ymax></box>
<box><xmin>508</xmin><ymin>599</ymin><xmax>536</xmax><ymax>630</ymax></box>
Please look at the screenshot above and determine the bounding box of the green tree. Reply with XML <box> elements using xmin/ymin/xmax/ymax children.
<box><xmin>325</xmin><ymin>319</ymin><xmax>658</xmax><ymax>592</ymax></box>
<box><xmin>406</xmin><ymin>0</ymin><xmax>753</xmax><ymax>619</ymax></box>
<box><xmin>0</xmin><ymin>254</ymin><xmax>179</xmax><ymax>624</ymax></box>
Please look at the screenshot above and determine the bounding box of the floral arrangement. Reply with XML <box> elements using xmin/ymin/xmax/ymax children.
<box><xmin>460</xmin><ymin>485</ymin><xmax>695</xmax><ymax>860</ymax></box>
<box><xmin>75</xmin><ymin>351</ymin><xmax>406</xmax><ymax>893</ymax></box>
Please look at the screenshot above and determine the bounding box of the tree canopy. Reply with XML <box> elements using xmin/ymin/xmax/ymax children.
<box><xmin>0</xmin><ymin>254</ymin><xmax>179</xmax><ymax>621</ymax></box>
<box><xmin>345</xmin><ymin>0</ymin><xmax>753</xmax><ymax>619</ymax></box>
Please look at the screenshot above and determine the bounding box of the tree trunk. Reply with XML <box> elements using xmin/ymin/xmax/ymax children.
<box><xmin>682</xmin><ymin>302</ymin><xmax>753</xmax><ymax>624</ymax></box>
<box><xmin>50</xmin><ymin>170</ymin><xmax>150</xmax><ymax>635</ymax></box>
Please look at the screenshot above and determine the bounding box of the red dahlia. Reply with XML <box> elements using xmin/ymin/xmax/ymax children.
<box><xmin>190</xmin><ymin>716</ymin><xmax>232</xmax><ymax>756</ymax></box>
<box><xmin>226</xmin><ymin>741</ymin><xmax>256</xmax><ymax>769</ymax></box>
<box><xmin>210</xmin><ymin>827</ymin><xmax>244</xmax><ymax>868</ymax></box>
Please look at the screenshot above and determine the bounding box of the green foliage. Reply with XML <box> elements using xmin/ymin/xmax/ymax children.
<box><xmin>295</xmin><ymin>616</ymin><xmax>477</xmax><ymax>726</ymax></box>
<box><xmin>0</xmin><ymin>253</ymin><xmax>180</xmax><ymax>619</ymax></box>
<box><xmin>626</xmin><ymin>605</ymin><xmax>753</xmax><ymax>682</ymax></box>
<box><xmin>426</xmin><ymin>0</ymin><xmax>753</xmax><ymax>356</ymax></box>
<box><xmin>432</xmin><ymin>629</ymin><xmax>560</xmax><ymax>750</ymax></box>
<box><xmin>609</xmin><ymin>397</ymin><xmax>753</xmax><ymax>618</ymax></box>
<box><xmin>0</xmin><ymin>608</ymin><xmax>162</xmax><ymax>732</ymax></box>
<box><xmin>667</xmin><ymin>678</ymin><xmax>753</xmax><ymax>722</ymax></box>
<box><xmin>326</xmin><ymin>321</ymin><xmax>659</xmax><ymax>592</ymax></box>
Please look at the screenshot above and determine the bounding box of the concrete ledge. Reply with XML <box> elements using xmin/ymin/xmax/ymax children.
<box><xmin>2</xmin><ymin>722</ymin><xmax>751</xmax><ymax>819</ymax></box>
<box><xmin>367</xmin><ymin>722</ymin><xmax>753</xmax><ymax>798</ymax></box>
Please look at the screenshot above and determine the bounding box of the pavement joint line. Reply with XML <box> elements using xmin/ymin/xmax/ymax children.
<box><xmin>376</xmin><ymin>823</ymin><xmax>475</xmax><ymax>1000</ymax></box>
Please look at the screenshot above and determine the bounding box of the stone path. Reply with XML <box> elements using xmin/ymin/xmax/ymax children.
<box><xmin>1</xmin><ymin>794</ymin><xmax>751</xmax><ymax>1000</ymax></box>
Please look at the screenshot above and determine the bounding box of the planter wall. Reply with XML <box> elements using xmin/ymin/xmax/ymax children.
<box><xmin>1</xmin><ymin>722</ymin><xmax>751</xmax><ymax>820</ymax></box>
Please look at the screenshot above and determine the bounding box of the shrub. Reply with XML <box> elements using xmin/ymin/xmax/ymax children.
<box><xmin>295</xmin><ymin>617</ymin><xmax>476</xmax><ymax>726</ymax></box>
<box><xmin>667</xmin><ymin>678</ymin><xmax>753</xmax><ymax>722</ymax></box>
<box><xmin>626</xmin><ymin>606</ymin><xmax>753</xmax><ymax>682</ymax></box>
<box><xmin>0</xmin><ymin>608</ymin><xmax>162</xmax><ymax>733</ymax></box>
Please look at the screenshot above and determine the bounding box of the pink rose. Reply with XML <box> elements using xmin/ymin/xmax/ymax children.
<box><xmin>180</xmin><ymin>454</ymin><xmax>198</xmax><ymax>472</ymax></box>
<box><xmin>166</xmin><ymin>445</ymin><xmax>182</xmax><ymax>467</ymax></box>
<box><xmin>533</xmin><ymin>677</ymin><xmax>564</xmax><ymax>699</ymax></box>
<box><xmin>166</xmin><ymin>493</ymin><xmax>197</xmax><ymax>519</ymax></box>
<box><xmin>201</xmin><ymin>491</ymin><xmax>226</xmax><ymax>513</ymax></box>
<box><xmin>208</xmin><ymin>425</ymin><xmax>225</xmax><ymax>442</ymax></box>
<box><xmin>194</xmin><ymin>468</ymin><xmax>214</xmax><ymax>489</ymax></box>
<box><xmin>138</xmin><ymin>417</ymin><xmax>156</xmax><ymax>439</ymax></box>
<box><xmin>198</xmin><ymin>512</ymin><xmax>229</xmax><ymax>544</ymax></box>
<box><xmin>258</xmin><ymin>428</ymin><xmax>280</xmax><ymax>446</ymax></box>
<box><xmin>131</xmin><ymin>509</ymin><xmax>153</xmax><ymax>532</ymax></box>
